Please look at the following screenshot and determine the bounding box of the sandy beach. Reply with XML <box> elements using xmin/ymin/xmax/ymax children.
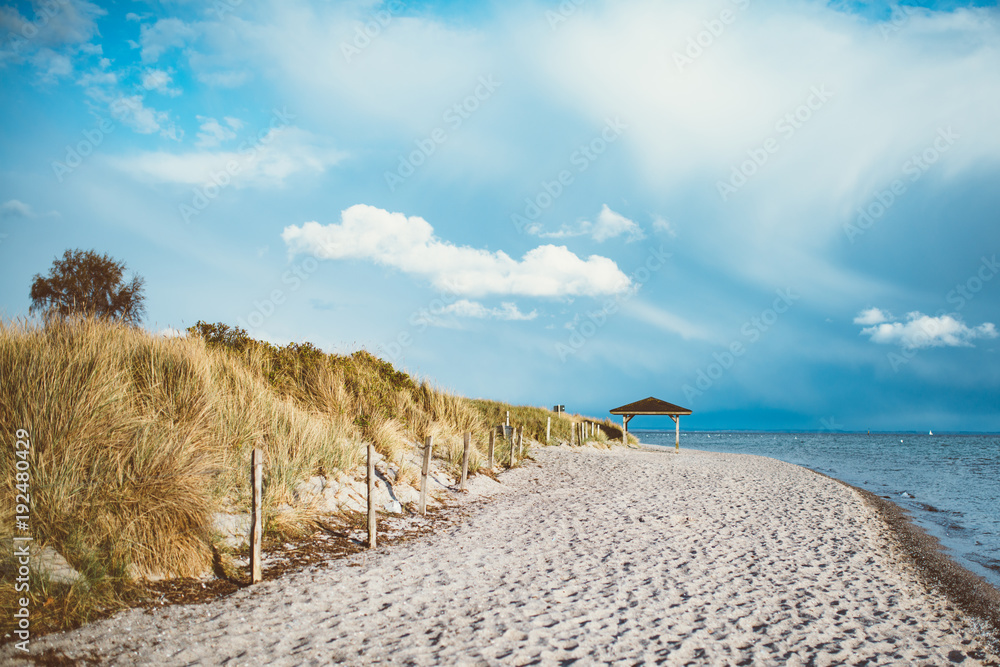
<box><xmin>6</xmin><ymin>445</ymin><xmax>999</xmax><ymax>666</ymax></box>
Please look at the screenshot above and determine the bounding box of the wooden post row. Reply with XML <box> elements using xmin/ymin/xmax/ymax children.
<box><xmin>250</xmin><ymin>448</ymin><xmax>263</xmax><ymax>584</ymax></box>
<box><xmin>419</xmin><ymin>435</ymin><xmax>433</xmax><ymax>515</ymax></box>
<box><xmin>460</xmin><ymin>431</ymin><xmax>471</xmax><ymax>491</ymax></box>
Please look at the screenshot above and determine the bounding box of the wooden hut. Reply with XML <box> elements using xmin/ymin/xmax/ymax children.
<box><xmin>610</xmin><ymin>397</ymin><xmax>692</xmax><ymax>451</ymax></box>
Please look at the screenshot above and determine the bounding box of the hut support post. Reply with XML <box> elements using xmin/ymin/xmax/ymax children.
<box><xmin>622</xmin><ymin>415</ymin><xmax>633</xmax><ymax>446</ymax></box>
<box><xmin>670</xmin><ymin>415</ymin><xmax>680</xmax><ymax>451</ymax></box>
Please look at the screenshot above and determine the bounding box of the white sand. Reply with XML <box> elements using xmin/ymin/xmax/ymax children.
<box><xmin>5</xmin><ymin>446</ymin><xmax>998</xmax><ymax>665</ymax></box>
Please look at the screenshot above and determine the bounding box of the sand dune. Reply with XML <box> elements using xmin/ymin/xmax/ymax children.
<box><xmin>5</xmin><ymin>446</ymin><xmax>997</xmax><ymax>665</ymax></box>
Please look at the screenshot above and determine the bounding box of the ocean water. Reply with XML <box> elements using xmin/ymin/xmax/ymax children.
<box><xmin>637</xmin><ymin>430</ymin><xmax>1000</xmax><ymax>592</ymax></box>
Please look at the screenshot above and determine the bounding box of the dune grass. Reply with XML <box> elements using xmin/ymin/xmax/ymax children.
<box><xmin>0</xmin><ymin>318</ymin><xmax>616</xmax><ymax>636</ymax></box>
<box><xmin>0</xmin><ymin>318</ymin><xmax>626</xmax><ymax>637</ymax></box>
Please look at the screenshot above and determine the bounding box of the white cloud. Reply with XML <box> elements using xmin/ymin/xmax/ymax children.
<box><xmin>652</xmin><ymin>215</ymin><xmax>677</xmax><ymax>237</ymax></box>
<box><xmin>442</xmin><ymin>300</ymin><xmax>538</xmax><ymax>321</ymax></box>
<box><xmin>196</xmin><ymin>69</ymin><xmax>251</xmax><ymax>88</ymax></box>
<box><xmin>157</xmin><ymin>327</ymin><xmax>186</xmax><ymax>338</ymax></box>
<box><xmin>622</xmin><ymin>299</ymin><xmax>716</xmax><ymax>342</ymax></box>
<box><xmin>0</xmin><ymin>199</ymin><xmax>58</xmax><ymax>220</ymax></box>
<box><xmin>195</xmin><ymin>116</ymin><xmax>243</xmax><ymax>148</ymax></box>
<box><xmin>858</xmin><ymin>310</ymin><xmax>998</xmax><ymax>348</ymax></box>
<box><xmin>528</xmin><ymin>204</ymin><xmax>645</xmax><ymax>243</ymax></box>
<box><xmin>114</xmin><ymin>94</ymin><xmax>178</xmax><ymax>138</ymax></box>
<box><xmin>79</xmin><ymin>61</ymin><xmax>181</xmax><ymax>139</ymax></box>
<box><xmin>1</xmin><ymin>199</ymin><xmax>35</xmax><ymax>219</ymax></box>
<box><xmin>853</xmin><ymin>307</ymin><xmax>891</xmax><ymax>326</ymax></box>
<box><xmin>76</xmin><ymin>65</ymin><xmax>116</xmax><ymax>89</ymax></box>
<box><xmin>108</xmin><ymin>126</ymin><xmax>344</xmax><ymax>188</ymax></box>
<box><xmin>141</xmin><ymin>68</ymin><xmax>180</xmax><ymax>96</ymax></box>
<box><xmin>592</xmin><ymin>205</ymin><xmax>645</xmax><ymax>242</ymax></box>
<box><xmin>30</xmin><ymin>48</ymin><xmax>73</xmax><ymax>82</ymax></box>
<box><xmin>282</xmin><ymin>204</ymin><xmax>632</xmax><ymax>298</ymax></box>
<box><xmin>0</xmin><ymin>0</ymin><xmax>105</xmax><ymax>75</ymax></box>
<box><xmin>139</xmin><ymin>18</ymin><xmax>197</xmax><ymax>64</ymax></box>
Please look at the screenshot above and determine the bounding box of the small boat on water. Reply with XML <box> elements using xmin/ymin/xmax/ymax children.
<box><xmin>929</xmin><ymin>430</ymin><xmax>933</xmax><ymax>435</ymax></box>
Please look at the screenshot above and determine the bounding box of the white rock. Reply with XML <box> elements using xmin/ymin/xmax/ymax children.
<box><xmin>211</xmin><ymin>512</ymin><xmax>251</xmax><ymax>549</ymax></box>
<box><xmin>384</xmin><ymin>500</ymin><xmax>403</xmax><ymax>514</ymax></box>
<box><xmin>33</xmin><ymin>547</ymin><xmax>84</xmax><ymax>586</ymax></box>
<box><xmin>295</xmin><ymin>476</ymin><xmax>327</xmax><ymax>500</ymax></box>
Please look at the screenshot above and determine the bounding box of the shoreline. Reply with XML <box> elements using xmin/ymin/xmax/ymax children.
<box><xmin>848</xmin><ymin>481</ymin><xmax>1000</xmax><ymax>651</ymax></box>
<box><xmin>4</xmin><ymin>444</ymin><xmax>999</xmax><ymax>665</ymax></box>
<box><xmin>650</xmin><ymin>441</ymin><xmax>1000</xmax><ymax>650</ymax></box>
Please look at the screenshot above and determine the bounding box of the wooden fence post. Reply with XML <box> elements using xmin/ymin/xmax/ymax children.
<box><xmin>419</xmin><ymin>435</ymin><xmax>433</xmax><ymax>515</ymax></box>
<box><xmin>518</xmin><ymin>427</ymin><xmax>524</xmax><ymax>459</ymax></box>
<box><xmin>367</xmin><ymin>441</ymin><xmax>376</xmax><ymax>549</ymax></box>
<box><xmin>250</xmin><ymin>448</ymin><xmax>263</xmax><ymax>584</ymax></box>
<box><xmin>509</xmin><ymin>427</ymin><xmax>516</xmax><ymax>468</ymax></box>
<box><xmin>546</xmin><ymin>416</ymin><xmax>551</xmax><ymax>443</ymax></box>
<box><xmin>488</xmin><ymin>431</ymin><xmax>495</xmax><ymax>469</ymax></box>
<box><xmin>460</xmin><ymin>431</ymin><xmax>471</xmax><ymax>491</ymax></box>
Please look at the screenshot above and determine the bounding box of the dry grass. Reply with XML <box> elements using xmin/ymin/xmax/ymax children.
<box><xmin>0</xmin><ymin>317</ymin><xmax>627</xmax><ymax>637</ymax></box>
<box><xmin>0</xmin><ymin>318</ymin><xmax>546</xmax><ymax>636</ymax></box>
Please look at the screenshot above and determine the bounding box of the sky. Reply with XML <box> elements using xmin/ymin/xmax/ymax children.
<box><xmin>1</xmin><ymin>0</ymin><xmax>998</xmax><ymax>432</ymax></box>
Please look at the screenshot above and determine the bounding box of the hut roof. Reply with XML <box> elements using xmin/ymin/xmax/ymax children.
<box><xmin>610</xmin><ymin>396</ymin><xmax>692</xmax><ymax>416</ymax></box>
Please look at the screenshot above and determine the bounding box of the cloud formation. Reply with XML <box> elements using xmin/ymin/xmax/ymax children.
<box><xmin>195</xmin><ymin>116</ymin><xmax>244</xmax><ymax>148</ymax></box>
<box><xmin>1</xmin><ymin>199</ymin><xmax>35</xmax><ymax>219</ymax></box>
<box><xmin>857</xmin><ymin>310</ymin><xmax>997</xmax><ymax>348</ymax></box>
<box><xmin>0</xmin><ymin>0</ymin><xmax>105</xmax><ymax>79</ymax></box>
<box><xmin>139</xmin><ymin>17</ymin><xmax>196</xmax><ymax>64</ymax></box>
<box><xmin>141</xmin><ymin>68</ymin><xmax>180</xmax><ymax>96</ymax></box>
<box><xmin>109</xmin><ymin>126</ymin><xmax>343</xmax><ymax>188</ymax></box>
<box><xmin>527</xmin><ymin>205</ymin><xmax>646</xmax><ymax>243</ymax></box>
<box><xmin>853</xmin><ymin>307</ymin><xmax>891</xmax><ymax>326</ymax></box>
<box><xmin>441</xmin><ymin>300</ymin><xmax>537</xmax><ymax>321</ymax></box>
<box><xmin>282</xmin><ymin>205</ymin><xmax>632</xmax><ymax>298</ymax></box>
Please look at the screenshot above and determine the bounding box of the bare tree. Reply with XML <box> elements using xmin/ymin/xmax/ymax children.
<box><xmin>29</xmin><ymin>249</ymin><xmax>146</xmax><ymax>324</ymax></box>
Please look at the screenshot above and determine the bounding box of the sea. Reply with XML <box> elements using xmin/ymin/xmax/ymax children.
<box><xmin>637</xmin><ymin>430</ymin><xmax>1000</xmax><ymax>593</ymax></box>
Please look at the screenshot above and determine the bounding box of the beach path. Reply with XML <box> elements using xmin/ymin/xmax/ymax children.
<box><xmin>5</xmin><ymin>446</ymin><xmax>997</xmax><ymax>665</ymax></box>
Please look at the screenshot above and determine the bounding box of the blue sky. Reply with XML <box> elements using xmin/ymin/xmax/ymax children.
<box><xmin>1</xmin><ymin>0</ymin><xmax>998</xmax><ymax>432</ymax></box>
